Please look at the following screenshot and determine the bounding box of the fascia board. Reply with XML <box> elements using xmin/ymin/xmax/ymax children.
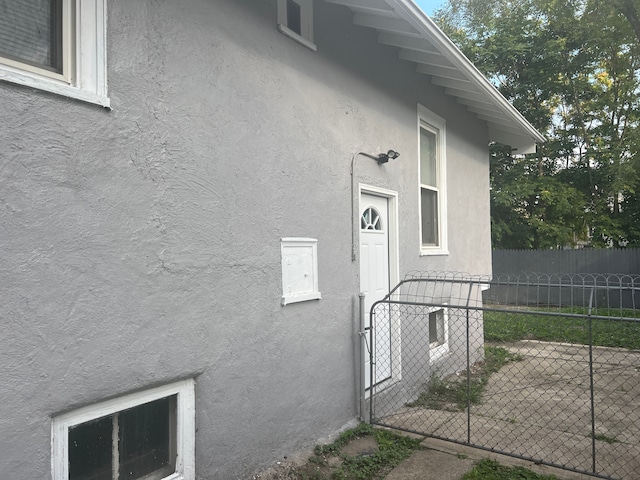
<box><xmin>389</xmin><ymin>0</ymin><xmax>546</xmax><ymax>145</ymax></box>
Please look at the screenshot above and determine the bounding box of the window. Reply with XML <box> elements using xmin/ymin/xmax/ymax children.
<box><xmin>418</xmin><ymin>105</ymin><xmax>447</xmax><ymax>254</ymax></box>
<box><xmin>277</xmin><ymin>0</ymin><xmax>316</xmax><ymax>51</ymax></box>
<box><xmin>428</xmin><ymin>308</ymin><xmax>449</xmax><ymax>363</ymax></box>
<box><xmin>52</xmin><ymin>379</ymin><xmax>195</xmax><ymax>480</ymax></box>
<box><xmin>281</xmin><ymin>237</ymin><xmax>321</xmax><ymax>305</ymax></box>
<box><xmin>0</xmin><ymin>0</ymin><xmax>109</xmax><ymax>108</ymax></box>
<box><xmin>361</xmin><ymin>207</ymin><xmax>382</xmax><ymax>231</ymax></box>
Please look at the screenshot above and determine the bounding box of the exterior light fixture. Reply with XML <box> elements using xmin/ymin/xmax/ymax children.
<box><xmin>350</xmin><ymin>148</ymin><xmax>401</xmax><ymax>262</ymax></box>
<box><xmin>377</xmin><ymin>149</ymin><xmax>400</xmax><ymax>164</ymax></box>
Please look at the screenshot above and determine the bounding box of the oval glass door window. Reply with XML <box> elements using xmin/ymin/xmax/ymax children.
<box><xmin>361</xmin><ymin>207</ymin><xmax>383</xmax><ymax>231</ymax></box>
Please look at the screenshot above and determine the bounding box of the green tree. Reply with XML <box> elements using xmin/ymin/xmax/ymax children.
<box><xmin>490</xmin><ymin>145</ymin><xmax>587</xmax><ymax>249</ymax></box>
<box><xmin>435</xmin><ymin>0</ymin><xmax>640</xmax><ymax>249</ymax></box>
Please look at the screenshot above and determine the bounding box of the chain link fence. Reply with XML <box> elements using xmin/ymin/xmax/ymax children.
<box><xmin>368</xmin><ymin>272</ymin><xmax>640</xmax><ymax>479</ymax></box>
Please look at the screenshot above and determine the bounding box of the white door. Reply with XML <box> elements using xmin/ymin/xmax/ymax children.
<box><xmin>359</xmin><ymin>193</ymin><xmax>391</xmax><ymax>389</ymax></box>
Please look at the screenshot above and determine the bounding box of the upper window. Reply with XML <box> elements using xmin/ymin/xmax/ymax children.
<box><xmin>0</xmin><ymin>0</ymin><xmax>65</xmax><ymax>75</ymax></box>
<box><xmin>0</xmin><ymin>0</ymin><xmax>109</xmax><ymax>108</ymax></box>
<box><xmin>277</xmin><ymin>0</ymin><xmax>316</xmax><ymax>51</ymax></box>
<box><xmin>418</xmin><ymin>105</ymin><xmax>447</xmax><ymax>255</ymax></box>
<box><xmin>52</xmin><ymin>379</ymin><xmax>195</xmax><ymax>480</ymax></box>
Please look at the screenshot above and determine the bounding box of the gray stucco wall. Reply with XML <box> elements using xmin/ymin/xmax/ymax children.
<box><xmin>0</xmin><ymin>1</ymin><xmax>491</xmax><ymax>479</ymax></box>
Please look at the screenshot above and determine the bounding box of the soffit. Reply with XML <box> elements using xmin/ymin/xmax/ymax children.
<box><xmin>323</xmin><ymin>0</ymin><xmax>545</xmax><ymax>153</ymax></box>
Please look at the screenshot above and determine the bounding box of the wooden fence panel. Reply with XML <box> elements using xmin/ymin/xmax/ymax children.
<box><xmin>493</xmin><ymin>249</ymin><xmax>640</xmax><ymax>275</ymax></box>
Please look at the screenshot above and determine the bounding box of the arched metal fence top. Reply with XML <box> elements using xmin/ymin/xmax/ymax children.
<box><xmin>389</xmin><ymin>271</ymin><xmax>491</xmax><ymax>308</ymax></box>
<box><xmin>488</xmin><ymin>272</ymin><xmax>640</xmax><ymax>312</ymax></box>
<box><xmin>403</xmin><ymin>270</ymin><xmax>491</xmax><ymax>283</ymax></box>
<box><xmin>392</xmin><ymin>271</ymin><xmax>640</xmax><ymax>312</ymax></box>
<box><xmin>492</xmin><ymin>272</ymin><xmax>640</xmax><ymax>288</ymax></box>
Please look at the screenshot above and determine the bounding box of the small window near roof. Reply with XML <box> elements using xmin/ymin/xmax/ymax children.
<box><xmin>286</xmin><ymin>0</ymin><xmax>302</xmax><ymax>35</ymax></box>
<box><xmin>277</xmin><ymin>0</ymin><xmax>316</xmax><ymax>51</ymax></box>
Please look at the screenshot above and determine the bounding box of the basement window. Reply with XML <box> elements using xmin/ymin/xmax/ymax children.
<box><xmin>277</xmin><ymin>0</ymin><xmax>316</xmax><ymax>51</ymax></box>
<box><xmin>429</xmin><ymin>308</ymin><xmax>449</xmax><ymax>364</ymax></box>
<box><xmin>52</xmin><ymin>380</ymin><xmax>195</xmax><ymax>480</ymax></box>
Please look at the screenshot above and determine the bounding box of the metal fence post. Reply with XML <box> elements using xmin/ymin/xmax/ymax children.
<box><xmin>369</xmin><ymin>307</ymin><xmax>376</xmax><ymax>424</ymax></box>
<box><xmin>588</xmin><ymin>287</ymin><xmax>597</xmax><ymax>474</ymax></box>
<box><xmin>466</xmin><ymin>282</ymin><xmax>473</xmax><ymax>444</ymax></box>
<box><xmin>358</xmin><ymin>293</ymin><xmax>367</xmax><ymax>422</ymax></box>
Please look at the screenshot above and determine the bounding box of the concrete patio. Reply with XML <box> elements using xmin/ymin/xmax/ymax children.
<box><xmin>378</xmin><ymin>341</ymin><xmax>640</xmax><ymax>479</ymax></box>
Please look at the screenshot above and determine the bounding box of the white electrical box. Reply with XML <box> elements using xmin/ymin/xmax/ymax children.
<box><xmin>281</xmin><ymin>238</ymin><xmax>321</xmax><ymax>305</ymax></box>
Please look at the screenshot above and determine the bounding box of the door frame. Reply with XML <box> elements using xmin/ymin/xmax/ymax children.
<box><xmin>358</xmin><ymin>184</ymin><xmax>400</xmax><ymax>289</ymax></box>
<box><xmin>358</xmin><ymin>184</ymin><xmax>401</xmax><ymax>397</ymax></box>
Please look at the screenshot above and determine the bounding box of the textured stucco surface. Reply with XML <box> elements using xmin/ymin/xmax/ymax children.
<box><xmin>0</xmin><ymin>1</ymin><xmax>491</xmax><ymax>479</ymax></box>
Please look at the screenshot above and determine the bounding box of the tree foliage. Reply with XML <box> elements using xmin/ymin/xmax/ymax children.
<box><xmin>434</xmin><ymin>0</ymin><xmax>640</xmax><ymax>248</ymax></box>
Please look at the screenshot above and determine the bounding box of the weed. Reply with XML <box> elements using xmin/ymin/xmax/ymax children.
<box><xmin>314</xmin><ymin>423</ymin><xmax>374</xmax><ymax>456</ymax></box>
<box><xmin>333</xmin><ymin>429</ymin><xmax>422</xmax><ymax>479</ymax></box>
<box><xmin>294</xmin><ymin>424</ymin><xmax>422</xmax><ymax>480</ymax></box>
<box><xmin>462</xmin><ymin>459</ymin><xmax>560</xmax><ymax>479</ymax></box>
<box><xmin>407</xmin><ymin>346</ymin><xmax>522</xmax><ymax>411</ymax></box>
<box><xmin>457</xmin><ymin>453</ymin><xmax>468</xmax><ymax>459</ymax></box>
<box><xmin>592</xmin><ymin>433</ymin><xmax>620</xmax><ymax>444</ymax></box>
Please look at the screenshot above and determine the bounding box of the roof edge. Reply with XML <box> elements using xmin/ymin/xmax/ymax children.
<box><xmin>390</xmin><ymin>0</ymin><xmax>546</xmax><ymax>145</ymax></box>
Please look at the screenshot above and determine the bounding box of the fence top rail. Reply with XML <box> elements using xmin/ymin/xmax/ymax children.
<box><xmin>385</xmin><ymin>271</ymin><xmax>640</xmax><ymax>313</ymax></box>
<box><xmin>489</xmin><ymin>281</ymin><xmax>640</xmax><ymax>292</ymax></box>
<box><xmin>493</xmin><ymin>272</ymin><xmax>640</xmax><ymax>285</ymax></box>
<box><xmin>397</xmin><ymin>271</ymin><xmax>640</xmax><ymax>290</ymax></box>
<box><xmin>371</xmin><ymin>298</ymin><xmax>640</xmax><ymax>323</ymax></box>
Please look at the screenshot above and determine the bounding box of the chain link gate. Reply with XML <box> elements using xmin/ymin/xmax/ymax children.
<box><xmin>367</xmin><ymin>272</ymin><xmax>640</xmax><ymax>479</ymax></box>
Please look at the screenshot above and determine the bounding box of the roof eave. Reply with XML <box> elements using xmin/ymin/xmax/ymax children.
<box><xmin>389</xmin><ymin>0</ymin><xmax>546</xmax><ymax>149</ymax></box>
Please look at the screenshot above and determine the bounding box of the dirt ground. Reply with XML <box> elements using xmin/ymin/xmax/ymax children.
<box><xmin>252</xmin><ymin>435</ymin><xmax>382</xmax><ymax>480</ymax></box>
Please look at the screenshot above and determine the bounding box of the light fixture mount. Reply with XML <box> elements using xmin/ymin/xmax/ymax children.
<box><xmin>377</xmin><ymin>149</ymin><xmax>400</xmax><ymax>164</ymax></box>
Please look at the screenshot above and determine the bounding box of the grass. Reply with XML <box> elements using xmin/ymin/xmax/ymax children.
<box><xmin>407</xmin><ymin>346</ymin><xmax>522</xmax><ymax>411</ymax></box>
<box><xmin>592</xmin><ymin>433</ymin><xmax>620</xmax><ymax>444</ymax></box>
<box><xmin>288</xmin><ymin>423</ymin><xmax>423</xmax><ymax>479</ymax></box>
<box><xmin>484</xmin><ymin>307</ymin><xmax>640</xmax><ymax>349</ymax></box>
<box><xmin>462</xmin><ymin>459</ymin><xmax>560</xmax><ymax>480</ymax></box>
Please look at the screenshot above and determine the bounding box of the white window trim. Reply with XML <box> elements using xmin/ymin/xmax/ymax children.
<box><xmin>0</xmin><ymin>0</ymin><xmax>110</xmax><ymax>108</ymax></box>
<box><xmin>51</xmin><ymin>379</ymin><xmax>195</xmax><ymax>480</ymax></box>
<box><xmin>429</xmin><ymin>307</ymin><xmax>450</xmax><ymax>364</ymax></box>
<box><xmin>418</xmin><ymin>104</ymin><xmax>448</xmax><ymax>256</ymax></box>
<box><xmin>277</xmin><ymin>0</ymin><xmax>317</xmax><ymax>51</ymax></box>
<box><xmin>281</xmin><ymin>237</ymin><xmax>321</xmax><ymax>305</ymax></box>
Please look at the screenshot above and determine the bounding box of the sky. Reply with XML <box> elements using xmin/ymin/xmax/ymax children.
<box><xmin>413</xmin><ymin>0</ymin><xmax>445</xmax><ymax>16</ymax></box>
